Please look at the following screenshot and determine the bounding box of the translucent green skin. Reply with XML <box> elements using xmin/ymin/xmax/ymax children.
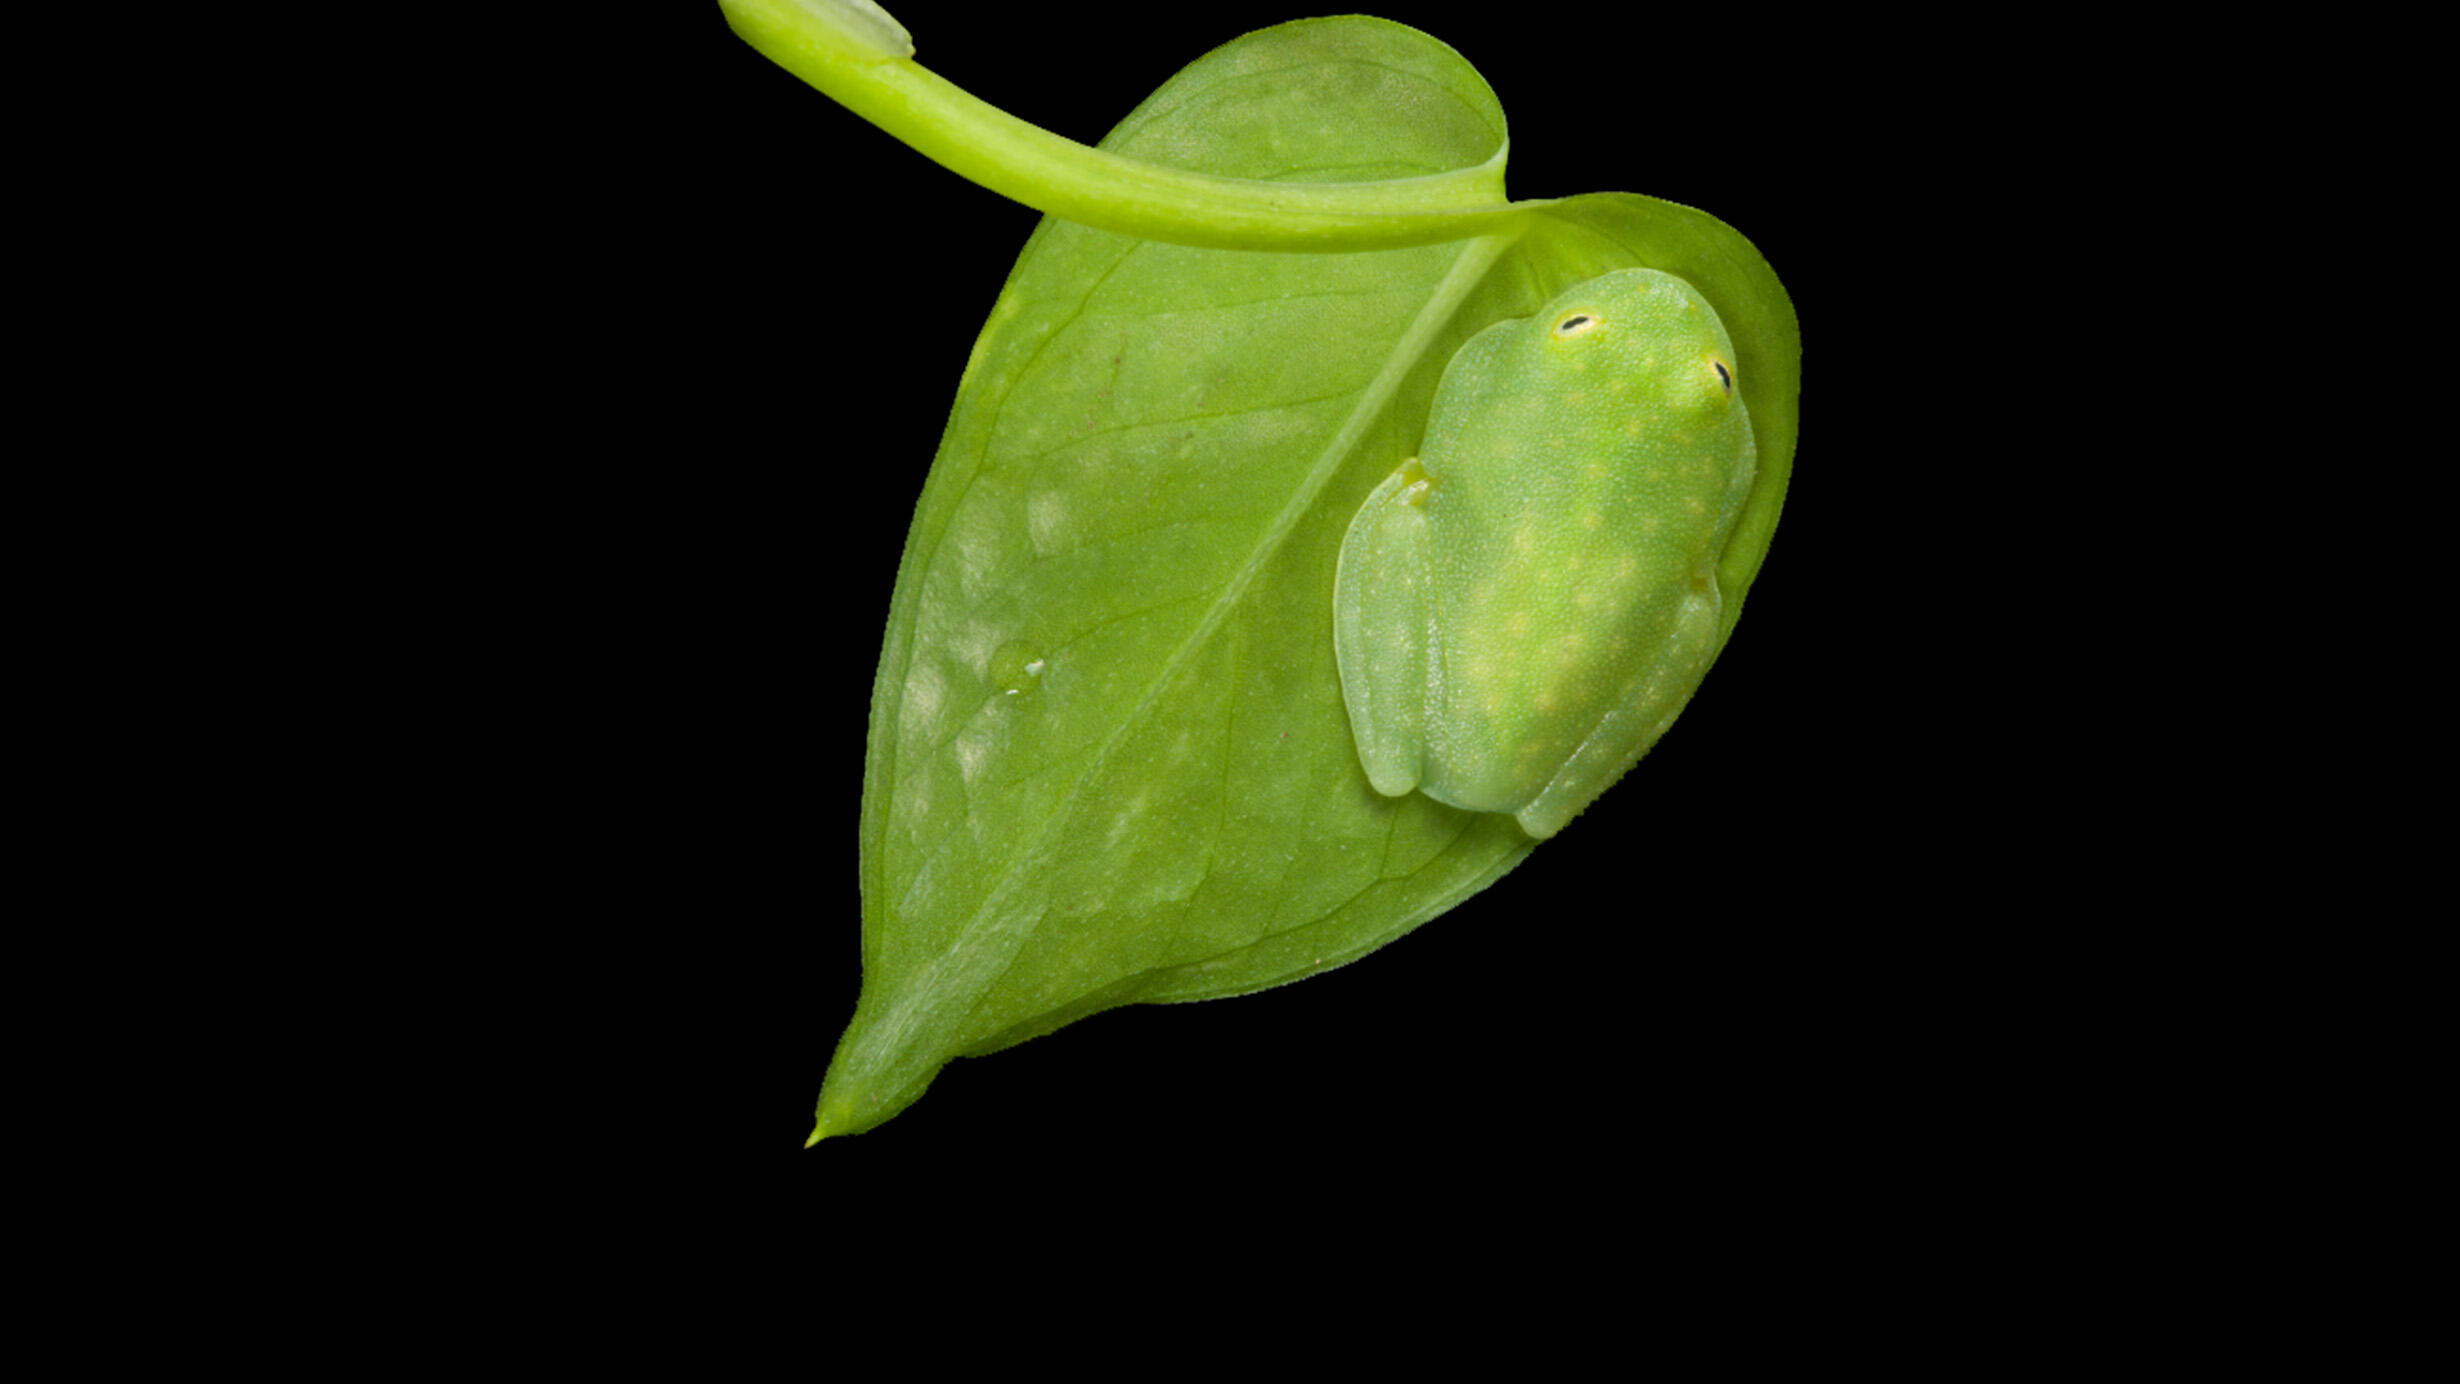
<box><xmin>1333</xmin><ymin>269</ymin><xmax>1757</xmax><ymax>839</ymax></box>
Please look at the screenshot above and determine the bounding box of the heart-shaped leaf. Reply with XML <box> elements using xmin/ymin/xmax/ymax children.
<box><xmin>720</xmin><ymin>3</ymin><xmax>1798</xmax><ymax>1138</ymax></box>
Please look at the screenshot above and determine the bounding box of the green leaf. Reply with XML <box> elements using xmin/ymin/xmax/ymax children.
<box><xmin>725</xmin><ymin>8</ymin><xmax>1800</xmax><ymax>1139</ymax></box>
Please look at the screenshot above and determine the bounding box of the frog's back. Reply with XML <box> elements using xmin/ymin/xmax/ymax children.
<box><xmin>1410</xmin><ymin>270</ymin><xmax>1758</xmax><ymax>829</ymax></box>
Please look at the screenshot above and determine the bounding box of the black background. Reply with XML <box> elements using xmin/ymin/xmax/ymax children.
<box><xmin>605</xmin><ymin>6</ymin><xmax>2067</xmax><ymax>1200</ymax></box>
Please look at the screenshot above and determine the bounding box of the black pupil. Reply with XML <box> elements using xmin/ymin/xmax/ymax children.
<box><xmin>1561</xmin><ymin>316</ymin><xmax>1589</xmax><ymax>331</ymax></box>
<box><xmin>1713</xmin><ymin>361</ymin><xmax>1732</xmax><ymax>392</ymax></box>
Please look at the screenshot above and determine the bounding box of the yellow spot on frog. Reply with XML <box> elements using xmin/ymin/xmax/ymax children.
<box><xmin>1581</xmin><ymin>510</ymin><xmax>1602</xmax><ymax>530</ymax></box>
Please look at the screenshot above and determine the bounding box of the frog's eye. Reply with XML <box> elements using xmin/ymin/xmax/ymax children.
<box><xmin>1551</xmin><ymin>310</ymin><xmax>1602</xmax><ymax>340</ymax></box>
<box><xmin>1708</xmin><ymin>354</ymin><xmax>1735</xmax><ymax>397</ymax></box>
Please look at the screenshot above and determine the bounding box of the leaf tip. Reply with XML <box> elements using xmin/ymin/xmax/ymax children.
<box><xmin>805</xmin><ymin>1120</ymin><xmax>830</xmax><ymax>1149</ymax></box>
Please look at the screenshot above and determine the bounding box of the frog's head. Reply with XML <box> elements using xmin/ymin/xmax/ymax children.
<box><xmin>1528</xmin><ymin>270</ymin><xmax>1740</xmax><ymax>419</ymax></box>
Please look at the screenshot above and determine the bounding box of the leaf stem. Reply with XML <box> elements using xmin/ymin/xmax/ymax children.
<box><xmin>717</xmin><ymin>0</ymin><xmax>1543</xmax><ymax>250</ymax></box>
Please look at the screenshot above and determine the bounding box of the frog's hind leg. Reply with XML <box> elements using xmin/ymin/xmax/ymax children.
<box><xmin>1333</xmin><ymin>461</ymin><xmax>1436</xmax><ymax>799</ymax></box>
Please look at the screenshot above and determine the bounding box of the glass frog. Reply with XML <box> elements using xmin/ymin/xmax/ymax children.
<box><xmin>1332</xmin><ymin>268</ymin><xmax>1758</xmax><ymax>840</ymax></box>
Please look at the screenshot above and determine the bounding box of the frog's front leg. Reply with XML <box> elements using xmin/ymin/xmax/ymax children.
<box><xmin>1332</xmin><ymin>457</ymin><xmax>1436</xmax><ymax>800</ymax></box>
